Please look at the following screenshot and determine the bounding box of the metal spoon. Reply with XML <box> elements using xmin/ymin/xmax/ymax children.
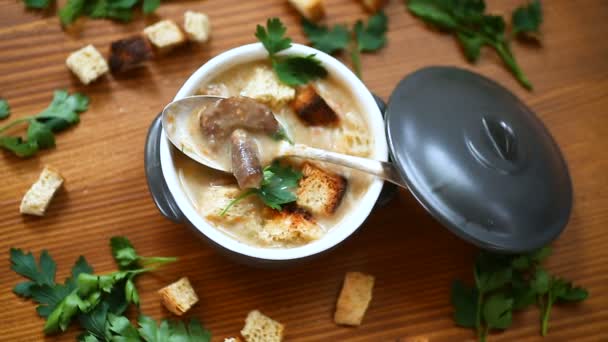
<box><xmin>161</xmin><ymin>95</ymin><xmax>406</xmax><ymax>187</ymax></box>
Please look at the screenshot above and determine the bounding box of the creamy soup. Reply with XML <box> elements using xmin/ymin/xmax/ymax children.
<box><xmin>173</xmin><ymin>61</ymin><xmax>374</xmax><ymax>248</ymax></box>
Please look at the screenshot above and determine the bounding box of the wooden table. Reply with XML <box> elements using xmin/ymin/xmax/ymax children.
<box><xmin>1</xmin><ymin>1</ymin><xmax>607</xmax><ymax>341</ymax></box>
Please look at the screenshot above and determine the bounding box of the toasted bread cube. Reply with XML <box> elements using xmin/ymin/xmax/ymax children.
<box><xmin>184</xmin><ymin>11</ymin><xmax>211</xmax><ymax>43</ymax></box>
<box><xmin>334</xmin><ymin>272</ymin><xmax>375</xmax><ymax>326</ymax></box>
<box><xmin>109</xmin><ymin>35</ymin><xmax>153</xmax><ymax>73</ymax></box>
<box><xmin>241</xmin><ymin>310</ymin><xmax>284</xmax><ymax>342</ymax></box>
<box><xmin>66</xmin><ymin>45</ymin><xmax>109</xmax><ymax>85</ymax></box>
<box><xmin>287</xmin><ymin>0</ymin><xmax>325</xmax><ymax>21</ymax></box>
<box><xmin>259</xmin><ymin>207</ymin><xmax>323</xmax><ymax>245</ymax></box>
<box><xmin>20</xmin><ymin>166</ymin><xmax>64</xmax><ymax>216</ymax></box>
<box><xmin>158</xmin><ymin>277</ymin><xmax>199</xmax><ymax>316</ymax></box>
<box><xmin>296</xmin><ymin>163</ymin><xmax>346</xmax><ymax>216</ymax></box>
<box><xmin>359</xmin><ymin>0</ymin><xmax>387</xmax><ymax>12</ymax></box>
<box><xmin>291</xmin><ymin>85</ymin><xmax>339</xmax><ymax>126</ymax></box>
<box><xmin>143</xmin><ymin>20</ymin><xmax>186</xmax><ymax>51</ymax></box>
<box><xmin>241</xmin><ymin>67</ymin><xmax>295</xmax><ymax>108</ymax></box>
<box><xmin>201</xmin><ymin>186</ymin><xmax>262</xmax><ymax>225</ymax></box>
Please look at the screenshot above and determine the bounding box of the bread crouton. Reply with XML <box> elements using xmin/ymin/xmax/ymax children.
<box><xmin>158</xmin><ymin>277</ymin><xmax>199</xmax><ymax>316</ymax></box>
<box><xmin>334</xmin><ymin>272</ymin><xmax>375</xmax><ymax>326</ymax></box>
<box><xmin>241</xmin><ymin>67</ymin><xmax>295</xmax><ymax>108</ymax></box>
<box><xmin>20</xmin><ymin>166</ymin><xmax>64</xmax><ymax>216</ymax></box>
<box><xmin>287</xmin><ymin>0</ymin><xmax>325</xmax><ymax>21</ymax></box>
<box><xmin>200</xmin><ymin>186</ymin><xmax>262</xmax><ymax>226</ymax></box>
<box><xmin>184</xmin><ymin>11</ymin><xmax>211</xmax><ymax>43</ymax></box>
<box><xmin>359</xmin><ymin>0</ymin><xmax>387</xmax><ymax>12</ymax></box>
<box><xmin>291</xmin><ymin>85</ymin><xmax>339</xmax><ymax>126</ymax></box>
<box><xmin>241</xmin><ymin>310</ymin><xmax>284</xmax><ymax>342</ymax></box>
<box><xmin>109</xmin><ymin>35</ymin><xmax>153</xmax><ymax>73</ymax></box>
<box><xmin>143</xmin><ymin>20</ymin><xmax>186</xmax><ymax>51</ymax></box>
<box><xmin>66</xmin><ymin>45</ymin><xmax>109</xmax><ymax>85</ymax></box>
<box><xmin>259</xmin><ymin>207</ymin><xmax>323</xmax><ymax>245</ymax></box>
<box><xmin>296</xmin><ymin>163</ymin><xmax>346</xmax><ymax>216</ymax></box>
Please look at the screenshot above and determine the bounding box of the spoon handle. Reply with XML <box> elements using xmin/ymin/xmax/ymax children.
<box><xmin>281</xmin><ymin>143</ymin><xmax>407</xmax><ymax>188</ymax></box>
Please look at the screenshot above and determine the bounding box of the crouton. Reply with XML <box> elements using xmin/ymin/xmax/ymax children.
<box><xmin>201</xmin><ymin>186</ymin><xmax>262</xmax><ymax>226</ymax></box>
<box><xmin>291</xmin><ymin>85</ymin><xmax>339</xmax><ymax>126</ymax></box>
<box><xmin>334</xmin><ymin>272</ymin><xmax>375</xmax><ymax>326</ymax></box>
<box><xmin>199</xmin><ymin>83</ymin><xmax>230</xmax><ymax>97</ymax></box>
<box><xmin>296</xmin><ymin>163</ymin><xmax>347</xmax><ymax>216</ymax></box>
<box><xmin>20</xmin><ymin>166</ymin><xmax>64</xmax><ymax>216</ymax></box>
<box><xmin>241</xmin><ymin>310</ymin><xmax>284</xmax><ymax>342</ymax></box>
<box><xmin>241</xmin><ymin>67</ymin><xmax>295</xmax><ymax>108</ymax></box>
<box><xmin>66</xmin><ymin>45</ymin><xmax>109</xmax><ymax>85</ymax></box>
<box><xmin>184</xmin><ymin>11</ymin><xmax>211</xmax><ymax>43</ymax></box>
<box><xmin>158</xmin><ymin>277</ymin><xmax>199</xmax><ymax>316</ymax></box>
<box><xmin>287</xmin><ymin>0</ymin><xmax>325</xmax><ymax>21</ymax></box>
<box><xmin>143</xmin><ymin>20</ymin><xmax>186</xmax><ymax>51</ymax></box>
<box><xmin>259</xmin><ymin>207</ymin><xmax>323</xmax><ymax>245</ymax></box>
<box><xmin>359</xmin><ymin>0</ymin><xmax>387</xmax><ymax>12</ymax></box>
<box><xmin>109</xmin><ymin>35</ymin><xmax>153</xmax><ymax>73</ymax></box>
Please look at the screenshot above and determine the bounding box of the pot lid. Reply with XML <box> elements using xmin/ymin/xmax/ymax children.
<box><xmin>385</xmin><ymin>66</ymin><xmax>573</xmax><ymax>253</ymax></box>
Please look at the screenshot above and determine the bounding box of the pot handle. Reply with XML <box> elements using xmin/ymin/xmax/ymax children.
<box><xmin>145</xmin><ymin>113</ymin><xmax>185</xmax><ymax>223</ymax></box>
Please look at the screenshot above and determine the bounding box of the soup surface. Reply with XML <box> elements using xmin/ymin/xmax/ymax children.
<box><xmin>173</xmin><ymin>61</ymin><xmax>374</xmax><ymax>248</ymax></box>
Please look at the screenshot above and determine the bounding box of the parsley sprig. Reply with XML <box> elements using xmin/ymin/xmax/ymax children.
<box><xmin>255</xmin><ymin>18</ymin><xmax>328</xmax><ymax>86</ymax></box>
<box><xmin>22</xmin><ymin>0</ymin><xmax>162</xmax><ymax>25</ymax></box>
<box><xmin>0</xmin><ymin>90</ymin><xmax>88</xmax><ymax>158</ymax></box>
<box><xmin>302</xmin><ymin>11</ymin><xmax>388</xmax><ymax>78</ymax></box>
<box><xmin>406</xmin><ymin>0</ymin><xmax>543</xmax><ymax>90</ymax></box>
<box><xmin>452</xmin><ymin>247</ymin><xmax>588</xmax><ymax>341</ymax></box>
<box><xmin>0</xmin><ymin>99</ymin><xmax>10</xmax><ymax>120</ymax></box>
<box><xmin>221</xmin><ymin>161</ymin><xmax>303</xmax><ymax>215</ymax></box>
<box><xmin>9</xmin><ymin>237</ymin><xmax>196</xmax><ymax>340</ymax></box>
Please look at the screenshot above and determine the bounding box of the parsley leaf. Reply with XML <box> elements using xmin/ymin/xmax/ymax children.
<box><xmin>256</xmin><ymin>18</ymin><xmax>327</xmax><ymax>86</ymax></box>
<box><xmin>23</xmin><ymin>0</ymin><xmax>50</xmax><ymax>9</ymax></box>
<box><xmin>0</xmin><ymin>90</ymin><xmax>89</xmax><ymax>157</ymax></box>
<box><xmin>111</xmin><ymin>236</ymin><xmax>178</xmax><ymax>270</ymax></box>
<box><xmin>512</xmin><ymin>0</ymin><xmax>542</xmax><ymax>38</ymax></box>
<box><xmin>221</xmin><ymin>161</ymin><xmax>303</xmax><ymax>214</ymax></box>
<box><xmin>137</xmin><ymin>315</ymin><xmax>211</xmax><ymax>342</ymax></box>
<box><xmin>272</xmin><ymin>55</ymin><xmax>328</xmax><ymax>86</ymax></box>
<box><xmin>354</xmin><ymin>11</ymin><xmax>388</xmax><ymax>52</ymax></box>
<box><xmin>302</xmin><ymin>19</ymin><xmax>350</xmax><ymax>55</ymax></box>
<box><xmin>406</xmin><ymin>0</ymin><xmax>535</xmax><ymax>90</ymax></box>
<box><xmin>0</xmin><ymin>99</ymin><xmax>10</xmax><ymax>119</ymax></box>
<box><xmin>10</xmin><ymin>249</ymin><xmax>56</xmax><ymax>296</ymax></box>
<box><xmin>451</xmin><ymin>280</ymin><xmax>478</xmax><ymax>328</ymax></box>
<box><xmin>59</xmin><ymin>0</ymin><xmax>162</xmax><ymax>26</ymax></box>
<box><xmin>482</xmin><ymin>293</ymin><xmax>513</xmax><ymax>330</ymax></box>
<box><xmin>540</xmin><ymin>277</ymin><xmax>588</xmax><ymax>336</ymax></box>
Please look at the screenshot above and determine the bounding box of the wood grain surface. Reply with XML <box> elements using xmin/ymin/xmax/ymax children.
<box><xmin>1</xmin><ymin>0</ymin><xmax>607</xmax><ymax>341</ymax></box>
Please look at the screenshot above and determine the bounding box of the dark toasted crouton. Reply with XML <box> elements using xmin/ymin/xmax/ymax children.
<box><xmin>291</xmin><ymin>85</ymin><xmax>339</xmax><ymax>126</ymax></box>
<box><xmin>260</xmin><ymin>206</ymin><xmax>323</xmax><ymax>244</ymax></box>
<box><xmin>109</xmin><ymin>35</ymin><xmax>154</xmax><ymax>73</ymax></box>
<box><xmin>296</xmin><ymin>163</ymin><xmax>347</xmax><ymax>215</ymax></box>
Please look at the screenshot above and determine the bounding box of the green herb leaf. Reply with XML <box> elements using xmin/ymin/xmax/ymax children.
<box><xmin>137</xmin><ymin>316</ymin><xmax>211</xmax><ymax>342</ymax></box>
<box><xmin>27</xmin><ymin>120</ymin><xmax>55</xmax><ymax>149</ymax></box>
<box><xmin>531</xmin><ymin>268</ymin><xmax>550</xmax><ymax>294</ymax></box>
<box><xmin>272</xmin><ymin>55</ymin><xmax>328</xmax><ymax>86</ymax></box>
<box><xmin>111</xmin><ymin>236</ymin><xmax>140</xmax><ymax>270</ymax></box>
<box><xmin>37</xmin><ymin>90</ymin><xmax>88</xmax><ymax>124</ymax></box>
<box><xmin>222</xmin><ymin>161</ymin><xmax>303</xmax><ymax>214</ymax></box>
<box><xmin>59</xmin><ymin>0</ymin><xmax>86</xmax><ymax>25</ymax></box>
<box><xmin>23</xmin><ymin>0</ymin><xmax>50</xmax><ymax>9</ymax></box>
<box><xmin>302</xmin><ymin>18</ymin><xmax>350</xmax><ymax>55</ymax></box>
<box><xmin>78</xmin><ymin>302</ymin><xmax>110</xmax><ymax>341</ymax></box>
<box><xmin>354</xmin><ymin>11</ymin><xmax>388</xmax><ymax>52</ymax></box>
<box><xmin>10</xmin><ymin>248</ymin><xmax>56</xmax><ymax>291</ymax></box>
<box><xmin>512</xmin><ymin>0</ymin><xmax>542</xmax><ymax>37</ymax></box>
<box><xmin>107</xmin><ymin>314</ymin><xmax>141</xmax><ymax>340</ymax></box>
<box><xmin>451</xmin><ymin>280</ymin><xmax>478</xmax><ymax>328</ymax></box>
<box><xmin>0</xmin><ymin>99</ymin><xmax>10</xmax><ymax>119</ymax></box>
<box><xmin>482</xmin><ymin>293</ymin><xmax>513</xmax><ymax>330</ymax></box>
<box><xmin>474</xmin><ymin>254</ymin><xmax>512</xmax><ymax>293</ymax></box>
<box><xmin>125</xmin><ymin>277</ymin><xmax>139</xmax><ymax>305</ymax></box>
<box><xmin>143</xmin><ymin>0</ymin><xmax>161</xmax><ymax>14</ymax></box>
<box><xmin>256</xmin><ymin>18</ymin><xmax>327</xmax><ymax>86</ymax></box>
<box><xmin>256</xmin><ymin>18</ymin><xmax>292</xmax><ymax>57</ymax></box>
<box><xmin>406</xmin><ymin>0</ymin><xmax>534</xmax><ymax>90</ymax></box>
